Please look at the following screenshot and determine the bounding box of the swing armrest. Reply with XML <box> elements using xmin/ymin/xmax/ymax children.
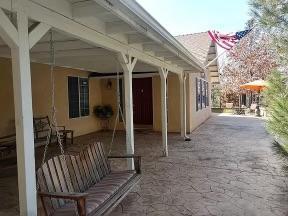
<box><xmin>39</xmin><ymin>192</ymin><xmax>87</xmax><ymax>215</ymax></box>
<box><xmin>38</xmin><ymin>191</ymin><xmax>88</xmax><ymax>200</ymax></box>
<box><xmin>108</xmin><ymin>155</ymin><xmax>141</xmax><ymax>174</ymax></box>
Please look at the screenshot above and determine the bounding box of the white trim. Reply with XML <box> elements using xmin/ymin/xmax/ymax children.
<box><xmin>0</xmin><ymin>8</ymin><xmax>18</xmax><ymax>48</ymax></box>
<box><xmin>108</xmin><ymin>0</ymin><xmax>204</xmax><ymax>71</ymax></box>
<box><xmin>0</xmin><ymin>0</ymin><xmax>184</xmax><ymax>74</ymax></box>
<box><xmin>179</xmin><ymin>73</ymin><xmax>187</xmax><ymax>138</ymax></box>
<box><xmin>29</xmin><ymin>22</ymin><xmax>51</xmax><ymax>49</ymax></box>
<box><xmin>10</xmin><ymin>10</ymin><xmax>37</xmax><ymax>215</ymax></box>
<box><xmin>117</xmin><ymin>53</ymin><xmax>137</xmax><ymax>169</ymax></box>
<box><xmin>159</xmin><ymin>67</ymin><xmax>168</xmax><ymax>156</ymax></box>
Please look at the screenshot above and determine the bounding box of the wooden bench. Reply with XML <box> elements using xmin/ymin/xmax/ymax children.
<box><xmin>37</xmin><ymin>142</ymin><xmax>141</xmax><ymax>216</ymax></box>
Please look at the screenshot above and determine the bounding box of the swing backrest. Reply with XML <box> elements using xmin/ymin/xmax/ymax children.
<box><xmin>37</xmin><ymin>142</ymin><xmax>112</xmax><ymax>214</ymax></box>
<box><xmin>75</xmin><ymin>142</ymin><xmax>111</xmax><ymax>191</ymax></box>
<box><xmin>37</xmin><ymin>155</ymin><xmax>75</xmax><ymax>213</ymax></box>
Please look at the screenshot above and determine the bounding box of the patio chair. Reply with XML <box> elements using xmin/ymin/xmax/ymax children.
<box><xmin>33</xmin><ymin>116</ymin><xmax>73</xmax><ymax>147</ymax></box>
<box><xmin>233</xmin><ymin>107</ymin><xmax>245</xmax><ymax>115</ymax></box>
<box><xmin>246</xmin><ymin>103</ymin><xmax>257</xmax><ymax>114</ymax></box>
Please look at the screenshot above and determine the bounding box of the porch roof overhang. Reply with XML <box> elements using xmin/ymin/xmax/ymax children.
<box><xmin>0</xmin><ymin>0</ymin><xmax>204</xmax><ymax>74</ymax></box>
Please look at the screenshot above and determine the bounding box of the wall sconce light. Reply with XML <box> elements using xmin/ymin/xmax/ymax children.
<box><xmin>106</xmin><ymin>79</ymin><xmax>112</xmax><ymax>89</ymax></box>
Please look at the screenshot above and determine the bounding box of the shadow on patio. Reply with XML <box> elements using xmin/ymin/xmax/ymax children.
<box><xmin>1</xmin><ymin>114</ymin><xmax>288</xmax><ymax>215</ymax></box>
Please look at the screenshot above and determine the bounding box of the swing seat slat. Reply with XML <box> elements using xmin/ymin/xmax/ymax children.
<box><xmin>37</xmin><ymin>142</ymin><xmax>141</xmax><ymax>216</ymax></box>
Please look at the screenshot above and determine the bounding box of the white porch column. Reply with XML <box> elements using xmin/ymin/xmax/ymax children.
<box><xmin>179</xmin><ymin>73</ymin><xmax>188</xmax><ymax>139</ymax></box>
<box><xmin>11</xmin><ymin>11</ymin><xmax>37</xmax><ymax>215</ymax></box>
<box><xmin>159</xmin><ymin>67</ymin><xmax>168</xmax><ymax>156</ymax></box>
<box><xmin>0</xmin><ymin>7</ymin><xmax>50</xmax><ymax>215</ymax></box>
<box><xmin>117</xmin><ymin>53</ymin><xmax>137</xmax><ymax>169</ymax></box>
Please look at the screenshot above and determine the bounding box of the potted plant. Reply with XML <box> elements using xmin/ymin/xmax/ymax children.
<box><xmin>93</xmin><ymin>105</ymin><xmax>114</xmax><ymax>119</ymax></box>
<box><xmin>94</xmin><ymin>105</ymin><xmax>114</xmax><ymax>131</ymax></box>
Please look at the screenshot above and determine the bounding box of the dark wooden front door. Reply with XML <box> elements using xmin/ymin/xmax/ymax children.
<box><xmin>132</xmin><ymin>77</ymin><xmax>153</xmax><ymax>125</ymax></box>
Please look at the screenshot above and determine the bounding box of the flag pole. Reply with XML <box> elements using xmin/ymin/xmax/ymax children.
<box><xmin>205</xmin><ymin>49</ymin><xmax>227</xmax><ymax>69</ymax></box>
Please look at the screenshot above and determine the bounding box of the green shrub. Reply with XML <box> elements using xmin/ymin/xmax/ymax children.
<box><xmin>264</xmin><ymin>70</ymin><xmax>288</xmax><ymax>152</ymax></box>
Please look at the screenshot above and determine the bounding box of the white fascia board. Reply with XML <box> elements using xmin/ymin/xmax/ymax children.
<box><xmin>0</xmin><ymin>8</ymin><xmax>18</xmax><ymax>48</ymax></box>
<box><xmin>115</xmin><ymin>0</ymin><xmax>204</xmax><ymax>71</ymax></box>
<box><xmin>0</xmin><ymin>0</ymin><xmax>182</xmax><ymax>74</ymax></box>
<box><xmin>29</xmin><ymin>23</ymin><xmax>51</xmax><ymax>49</ymax></box>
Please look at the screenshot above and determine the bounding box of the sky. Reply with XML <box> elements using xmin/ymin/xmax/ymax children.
<box><xmin>136</xmin><ymin>0</ymin><xmax>251</xmax><ymax>36</ymax></box>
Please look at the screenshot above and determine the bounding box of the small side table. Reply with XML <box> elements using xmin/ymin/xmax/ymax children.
<box><xmin>59</xmin><ymin>129</ymin><xmax>74</xmax><ymax>145</ymax></box>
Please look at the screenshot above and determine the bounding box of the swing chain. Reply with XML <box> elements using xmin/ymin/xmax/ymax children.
<box><xmin>108</xmin><ymin>58</ymin><xmax>126</xmax><ymax>155</ymax></box>
<box><xmin>40</xmin><ymin>30</ymin><xmax>79</xmax><ymax>215</ymax></box>
<box><xmin>49</xmin><ymin>31</ymin><xmax>65</xmax><ymax>156</ymax></box>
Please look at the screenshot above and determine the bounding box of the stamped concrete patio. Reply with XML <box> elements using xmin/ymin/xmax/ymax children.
<box><xmin>0</xmin><ymin>113</ymin><xmax>288</xmax><ymax>215</ymax></box>
<box><xmin>109</xmin><ymin>114</ymin><xmax>288</xmax><ymax>216</ymax></box>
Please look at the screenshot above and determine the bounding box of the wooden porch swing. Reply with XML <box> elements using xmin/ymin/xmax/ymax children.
<box><xmin>38</xmin><ymin>142</ymin><xmax>141</xmax><ymax>216</ymax></box>
<box><xmin>36</xmin><ymin>31</ymin><xmax>141</xmax><ymax>216</ymax></box>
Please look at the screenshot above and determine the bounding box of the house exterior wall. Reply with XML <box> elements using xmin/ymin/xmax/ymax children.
<box><xmin>100</xmin><ymin>78</ymin><xmax>125</xmax><ymax>131</ymax></box>
<box><xmin>0</xmin><ymin>58</ymin><xmax>15</xmax><ymax>136</ymax></box>
<box><xmin>187</xmin><ymin>72</ymin><xmax>212</xmax><ymax>133</ymax></box>
<box><xmin>153</xmin><ymin>74</ymin><xmax>181</xmax><ymax>132</ymax></box>
<box><xmin>101</xmin><ymin>75</ymin><xmax>181</xmax><ymax>133</ymax></box>
<box><xmin>0</xmin><ymin>58</ymin><xmax>103</xmax><ymax>137</ymax></box>
<box><xmin>0</xmin><ymin>57</ymin><xmax>211</xmax><ymax>137</ymax></box>
<box><xmin>153</xmin><ymin>72</ymin><xmax>212</xmax><ymax>134</ymax></box>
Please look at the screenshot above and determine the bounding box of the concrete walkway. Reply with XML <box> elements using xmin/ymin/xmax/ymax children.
<box><xmin>110</xmin><ymin>114</ymin><xmax>288</xmax><ymax>216</ymax></box>
<box><xmin>0</xmin><ymin>114</ymin><xmax>288</xmax><ymax>215</ymax></box>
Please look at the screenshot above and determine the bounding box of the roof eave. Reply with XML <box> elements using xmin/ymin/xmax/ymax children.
<box><xmin>116</xmin><ymin>0</ymin><xmax>204</xmax><ymax>71</ymax></box>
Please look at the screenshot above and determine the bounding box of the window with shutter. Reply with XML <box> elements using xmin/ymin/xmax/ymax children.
<box><xmin>68</xmin><ymin>76</ymin><xmax>89</xmax><ymax>118</ymax></box>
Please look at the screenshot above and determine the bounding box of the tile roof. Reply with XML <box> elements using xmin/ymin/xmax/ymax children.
<box><xmin>175</xmin><ymin>32</ymin><xmax>213</xmax><ymax>65</ymax></box>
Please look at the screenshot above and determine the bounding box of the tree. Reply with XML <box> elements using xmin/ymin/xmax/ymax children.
<box><xmin>250</xmin><ymin>0</ymin><xmax>288</xmax><ymax>64</ymax></box>
<box><xmin>264</xmin><ymin>71</ymin><xmax>288</xmax><ymax>151</ymax></box>
<box><xmin>220</xmin><ymin>28</ymin><xmax>277</xmax><ymax>103</ymax></box>
<box><xmin>250</xmin><ymin>0</ymin><xmax>288</xmax><ymax>155</ymax></box>
<box><xmin>211</xmin><ymin>84</ymin><xmax>221</xmax><ymax>107</ymax></box>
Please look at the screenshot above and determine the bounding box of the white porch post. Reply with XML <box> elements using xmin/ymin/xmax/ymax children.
<box><xmin>12</xmin><ymin>11</ymin><xmax>37</xmax><ymax>215</ymax></box>
<box><xmin>159</xmin><ymin>67</ymin><xmax>168</xmax><ymax>157</ymax></box>
<box><xmin>179</xmin><ymin>73</ymin><xmax>187</xmax><ymax>138</ymax></box>
<box><xmin>0</xmin><ymin>6</ymin><xmax>50</xmax><ymax>215</ymax></box>
<box><xmin>118</xmin><ymin>53</ymin><xmax>137</xmax><ymax>169</ymax></box>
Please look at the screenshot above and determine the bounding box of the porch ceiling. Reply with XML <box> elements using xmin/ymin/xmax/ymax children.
<box><xmin>0</xmin><ymin>0</ymin><xmax>204</xmax><ymax>74</ymax></box>
<box><xmin>0</xmin><ymin>30</ymin><xmax>157</xmax><ymax>73</ymax></box>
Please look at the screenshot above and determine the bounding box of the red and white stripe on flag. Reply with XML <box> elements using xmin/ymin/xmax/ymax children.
<box><xmin>208</xmin><ymin>30</ymin><xmax>238</xmax><ymax>50</ymax></box>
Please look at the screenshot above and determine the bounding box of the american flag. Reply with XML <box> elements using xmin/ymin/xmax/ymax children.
<box><xmin>208</xmin><ymin>29</ymin><xmax>251</xmax><ymax>50</ymax></box>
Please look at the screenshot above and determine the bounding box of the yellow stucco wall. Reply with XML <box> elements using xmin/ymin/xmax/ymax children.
<box><xmin>0</xmin><ymin>57</ymin><xmax>211</xmax><ymax>137</ymax></box>
<box><xmin>153</xmin><ymin>72</ymin><xmax>211</xmax><ymax>134</ymax></box>
<box><xmin>94</xmin><ymin>73</ymin><xmax>210</xmax><ymax>134</ymax></box>
<box><xmin>97</xmin><ymin>75</ymin><xmax>182</xmax><ymax>133</ymax></box>
<box><xmin>153</xmin><ymin>74</ymin><xmax>181</xmax><ymax>133</ymax></box>
<box><xmin>0</xmin><ymin>58</ymin><xmax>103</xmax><ymax>137</ymax></box>
<box><xmin>0</xmin><ymin>58</ymin><xmax>15</xmax><ymax>136</ymax></box>
<box><xmin>100</xmin><ymin>78</ymin><xmax>124</xmax><ymax>130</ymax></box>
<box><xmin>187</xmin><ymin>72</ymin><xmax>211</xmax><ymax>133</ymax></box>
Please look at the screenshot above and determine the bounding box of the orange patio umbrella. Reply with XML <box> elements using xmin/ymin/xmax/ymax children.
<box><xmin>240</xmin><ymin>79</ymin><xmax>268</xmax><ymax>117</ymax></box>
<box><xmin>240</xmin><ymin>79</ymin><xmax>268</xmax><ymax>92</ymax></box>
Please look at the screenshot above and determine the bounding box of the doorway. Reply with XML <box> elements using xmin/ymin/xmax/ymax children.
<box><xmin>132</xmin><ymin>77</ymin><xmax>153</xmax><ymax>125</ymax></box>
